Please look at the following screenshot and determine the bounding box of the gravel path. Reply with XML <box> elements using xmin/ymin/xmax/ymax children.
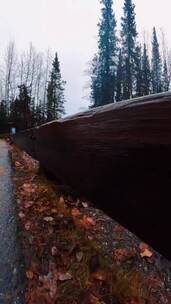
<box><xmin>0</xmin><ymin>140</ymin><xmax>23</xmax><ymax>304</ymax></box>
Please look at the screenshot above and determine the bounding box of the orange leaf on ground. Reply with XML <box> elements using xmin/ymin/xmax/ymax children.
<box><xmin>72</xmin><ymin>208</ymin><xmax>81</xmax><ymax>217</ymax></box>
<box><xmin>26</xmin><ymin>270</ymin><xmax>34</xmax><ymax>280</ymax></box>
<box><xmin>79</xmin><ymin>215</ymin><xmax>96</xmax><ymax>228</ymax></box>
<box><xmin>139</xmin><ymin>242</ymin><xmax>153</xmax><ymax>258</ymax></box>
<box><xmin>92</xmin><ymin>270</ymin><xmax>107</xmax><ymax>281</ymax></box>
<box><xmin>140</xmin><ymin>248</ymin><xmax>153</xmax><ymax>258</ymax></box>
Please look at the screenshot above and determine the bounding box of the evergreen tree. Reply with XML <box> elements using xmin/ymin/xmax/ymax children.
<box><xmin>122</xmin><ymin>57</ymin><xmax>130</xmax><ymax>100</ymax></box>
<box><xmin>90</xmin><ymin>0</ymin><xmax>117</xmax><ymax>107</ymax></box>
<box><xmin>162</xmin><ymin>59</ymin><xmax>170</xmax><ymax>92</ymax></box>
<box><xmin>10</xmin><ymin>98</ymin><xmax>21</xmax><ymax>129</ymax></box>
<box><xmin>34</xmin><ymin>104</ymin><xmax>44</xmax><ymax>126</ymax></box>
<box><xmin>141</xmin><ymin>43</ymin><xmax>151</xmax><ymax>96</ymax></box>
<box><xmin>0</xmin><ymin>100</ymin><xmax>8</xmax><ymax>131</ymax></box>
<box><xmin>47</xmin><ymin>52</ymin><xmax>65</xmax><ymax>121</ymax></box>
<box><xmin>10</xmin><ymin>85</ymin><xmax>31</xmax><ymax>130</ymax></box>
<box><xmin>116</xmin><ymin>49</ymin><xmax>123</xmax><ymax>102</ymax></box>
<box><xmin>90</xmin><ymin>54</ymin><xmax>101</xmax><ymax>107</ymax></box>
<box><xmin>151</xmin><ymin>27</ymin><xmax>162</xmax><ymax>93</ymax></box>
<box><xmin>134</xmin><ymin>45</ymin><xmax>143</xmax><ymax>97</ymax></box>
<box><xmin>121</xmin><ymin>0</ymin><xmax>138</xmax><ymax>99</ymax></box>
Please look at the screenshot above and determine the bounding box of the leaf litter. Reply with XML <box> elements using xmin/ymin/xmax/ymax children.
<box><xmin>9</xmin><ymin>143</ymin><xmax>171</xmax><ymax>304</ymax></box>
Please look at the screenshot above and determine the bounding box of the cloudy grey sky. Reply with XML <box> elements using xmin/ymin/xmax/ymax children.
<box><xmin>0</xmin><ymin>0</ymin><xmax>170</xmax><ymax>114</ymax></box>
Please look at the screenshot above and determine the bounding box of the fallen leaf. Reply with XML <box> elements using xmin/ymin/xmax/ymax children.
<box><xmin>51</xmin><ymin>246</ymin><xmax>58</xmax><ymax>256</ymax></box>
<box><xmin>140</xmin><ymin>248</ymin><xmax>153</xmax><ymax>258</ymax></box>
<box><xmin>82</xmin><ymin>202</ymin><xmax>89</xmax><ymax>208</ymax></box>
<box><xmin>25</xmin><ymin>221</ymin><xmax>32</xmax><ymax>230</ymax></box>
<box><xmin>59</xmin><ymin>196</ymin><xmax>65</xmax><ymax>205</ymax></box>
<box><xmin>80</xmin><ymin>215</ymin><xmax>96</xmax><ymax>228</ymax></box>
<box><xmin>44</xmin><ymin>216</ymin><xmax>54</xmax><ymax>222</ymax></box>
<box><xmin>24</xmin><ymin>201</ymin><xmax>34</xmax><ymax>209</ymax></box>
<box><xmin>87</xmin><ymin>235</ymin><xmax>93</xmax><ymax>240</ymax></box>
<box><xmin>92</xmin><ymin>270</ymin><xmax>107</xmax><ymax>281</ymax></box>
<box><xmin>76</xmin><ymin>251</ymin><xmax>83</xmax><ymax>262</ymax></box>
<box><xmin>15</xmin><ymin>161</ymin><xmax>21</xmax><ymax>167</ymax></box>
<box><xmin>113</xmin><ymin>248</ymin><xmax>136</xmax><ymax>262</ymax></box>
<box><xmin>139</xmin><ymin>242</ymin><xmax>153</xmax><ymax>258</ymax></box>
<box><xmin>23</xmin><ymin>183</ymin><xmax>31</xmax><ymax>189</ymax></box>
<box><xmin>18</xmin><ymin>211</ymin><xmax>25</xmax><ymax>219</ymax></box>
<box><xmin>26</xmin><ymin>270</ymin><xmax>34</xmax><ymax>280</ymax></box>
<box><xmin>58</xmin><ymin>272</ymin><xmax>72</xmax><ymax>281</ymax></box>
<box><xmin>72</xmin><ymin>208</ymin><xmax>81</xmax><ymax>217</ymax></box>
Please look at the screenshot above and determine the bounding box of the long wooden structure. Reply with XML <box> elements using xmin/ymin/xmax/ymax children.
<box><xmin>13</xmin><ymin>92</ymin><xmax>171</xmax><ymax>261</ymax></box>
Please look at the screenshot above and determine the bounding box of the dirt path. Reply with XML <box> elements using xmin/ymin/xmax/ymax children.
<box><xmin>0</xmin><ymin>140</ymin><xmax>23</xmax><ymax>304</ymax></box>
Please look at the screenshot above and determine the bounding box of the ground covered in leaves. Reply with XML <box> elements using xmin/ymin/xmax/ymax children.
<box><xmin>9</xmin><ymin>144</ymin><xmax>171</xmax><ymax>304</ymax></box>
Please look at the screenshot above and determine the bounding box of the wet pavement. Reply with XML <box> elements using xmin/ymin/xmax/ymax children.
<box><xmin>0</xmin><ymin>140</ymin><xmax>23</xmax><ymax>304</ymax></box>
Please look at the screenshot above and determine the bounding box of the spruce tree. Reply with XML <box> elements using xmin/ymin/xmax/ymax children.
<box><xmin>47</xmin><ymin>53</ymin><xmax>65</xmax><ymax>121</ymax></box>
<box><xmin>122</xmin><ymin>57</ymin><xmax>130</xmax><ymax>100</ymax></box>
<box><xmin>141</xmin><ymin>43</ymin><xmax>151</xmax><ymax>96</ymax></box>
<box><xmin>90</xmin><ymin>54</ymin><xmax>101</xmax><ymax>107</ymax></box>
<box><xmin>10</xmin><ymin>85</ymin><xmax>31</xmax><ymax>130</ymax></box>
<box><xmin>34</xmin><ymin>104</ymin><xmax>43</xmax><ymax>126</ymax></box>
<box><xmin>116</xmin><ymin>49</ymin><xmax>123</xmax><ymax>102</ymax></box>
<box><xmin>151</xmin><ymin>27</ymin><xmax>162</xmax><ymax>94</ymax></box>
<box><xmin>90</xmin><ymin>0</ymin><xmax>117</xmax><ymax>107</ymax></box>
<box><xmin>134</xmin><ymin>45</ymin><xmax>143</xmax><ymax>97</ymax></box>
<box><xmin>121</xmin><ymin>0</ymin><xmax>137</xmax><ymax>99</ymax></box>
<box><xmin>162</xmin><ymin>59</ymin><xmax>170</xmax><ymax>92</ymax></box>
<box><xmin>0</xmin><ymin>101</ymin><xmax>8</xmax><ymax>131</ymax></box>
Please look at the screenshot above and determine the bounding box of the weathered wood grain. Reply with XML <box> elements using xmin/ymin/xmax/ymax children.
<box><xmin>13</xmin><ymin>92</ymin><xmax>171</xmax><ymax>261</ymax></box>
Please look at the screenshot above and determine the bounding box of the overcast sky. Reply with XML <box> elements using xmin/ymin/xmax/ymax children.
<box><xmin>0</xmin><ymin>0</ymin><xmax>170</xmax><ymax>114</ymax></box>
